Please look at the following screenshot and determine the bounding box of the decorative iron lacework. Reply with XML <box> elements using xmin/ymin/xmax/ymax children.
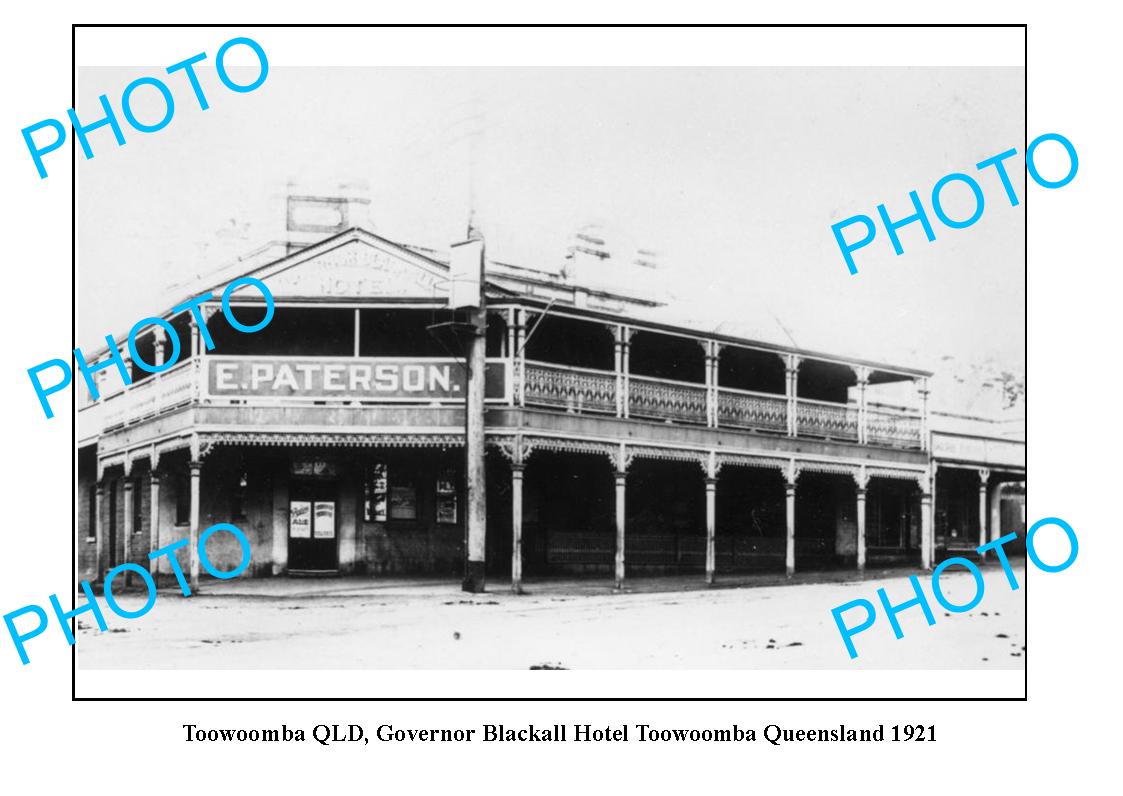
<box><xmin>521</xmin><ymin>436</ymin><xmax>619</xmax><ymax>466</ymax></box>
<box><xmin>867</xmin><ymin>466</ymin><xmax>927</xmax><ymax>482</ymax></box>
<box><xmin>194</xmin><ymin>438</ymin><xmax>217</xmax><ymax>460</ymax></box>
<box><xmin>716</xmin><ymin>391</ymin><xmax>787</xmax><ymax>432</ymax></box>
<box><xmin>204</xmin><ymin>432</ymin><xmax>464</xmax><ymax>448</ymax></box>
<box><xmin>866</xmin><ymin>408</ymin><xmax>922</xmax><ymax>449</ymax></box>
<box><xmin>715</xmin><ymin>452</ymin><xmax>790</xmax><ymax>474</ymax></box>
<box><xmin>489</xmin><ymin>436</ymin><xmax>534</xmax><ymax>466</ymax></box>
<box><xmin>626</xmin><ymin>445</ymin><xmax>710</xmax><ymax>472</ymax></box>
<box><xmin>523</xmin><ymin>363</ymin><xmax>616</xmax><ymax>415</ymax></box>
<box><xmin>795</xmin><ymin>460</ymin><xmax>858</xmax><ymax>478</ymax></box>
<box><xmin>795</xmin><ymin>400</ymin><xmax>859</xmax><ymax>440</ymax></box>
<box><xmin>628</xmin><ymin>378</ymin><xmax>708</xmax><ymax>423</ymax></box>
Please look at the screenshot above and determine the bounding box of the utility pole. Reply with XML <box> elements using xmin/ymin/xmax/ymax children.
<box><xmin>449</xmin><ymin>234</ymin><xmax>488</xmax><ymax>592</ymax></box>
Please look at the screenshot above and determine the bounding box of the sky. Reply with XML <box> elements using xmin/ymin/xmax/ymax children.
<box><xmin>76</xmin><ymin>65</ymin><xmax>1025</xmax><ymax>414</ymax></box>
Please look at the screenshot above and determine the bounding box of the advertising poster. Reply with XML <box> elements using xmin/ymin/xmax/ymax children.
<box><xmin>289</xmin><ymin>501</ymin><xmax>312</xmax><ymax>539</ymax></box>
<box><xmin>313</xmin><ymin>501</ymin><xmax>336</xmax><ymax>539</ymax></box>
<box><xmin>389</xmin><ymin>486</ymin><xmax>418</xmax><ymax>520</ymax></box>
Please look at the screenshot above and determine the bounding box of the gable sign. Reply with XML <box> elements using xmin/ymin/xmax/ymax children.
<box><xmin>257</xmin><ymin>239</ymin><xmax>447</xmax><ymax>299</ymax></box>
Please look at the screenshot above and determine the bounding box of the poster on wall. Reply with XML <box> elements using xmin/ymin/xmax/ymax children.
<box><xmin>364</xmin><ymin>462</ymin><xmax>389</xmax><ymax>522</ymax></box>
<box><xmin>313</xmin><ymin>501</ymin><xmax>336</xmax><ymax>538</ymax></box>
<box><xmin>289</xmin><ymin>501</ymin><xmax>311</xmax><ymax>538</ymax></box>
<box><xmin>389</xmin><ymin>486</ymin><xmax>417</xmax><ymax>520</ymax></box>
<box><xmin>436</xmin><ymin>495</ymin><xmax>457</xmax><ymax>524</ymax></box>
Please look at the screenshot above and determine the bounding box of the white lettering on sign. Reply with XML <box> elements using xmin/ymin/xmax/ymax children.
<box><xmin>206</xmin><ymin>358</ymin><xmax>506</xmax><ymax>401</ymax></box>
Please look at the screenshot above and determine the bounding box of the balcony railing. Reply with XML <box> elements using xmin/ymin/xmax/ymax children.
<box><xmin>866</xmin><ymin>406</ymin><xmax>922</xmax><ymax>448</ymax></box>
<box><xmin>717</xmin><ymin>387</ymin><xmax>788</xmax><ymax>433</ymax></box>
<box><xmin>795</xmin><ymin>397</ymin><xmax>859</xmax><ymax>442</ymax></box>
<box><xmin>628</xmin><ymin>375</ymin><xmax>708</xmax><ymax>425</ymax></box>
<box><xmin>522</xmin><ymin>360</ymin><xmax>616</xmax><ymax>415</ymax></box>
<box><xmin>77</xmin><ymin>356</ymin><xmax>924</xmax><ymax>450</ymax></box>
<box><xmin>79</xmin><ymin>360</ymin><xmax>197</xmax><ymax>435</ymax></box>
<box><xmin>521</xmin><ymin>363</ymin><xmax>919</xmax><ymax>448</ymax></box>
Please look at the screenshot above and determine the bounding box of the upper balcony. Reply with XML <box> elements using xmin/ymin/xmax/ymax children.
<box><xmin>77</xmin><ymin>304</ymin><xmax>929</xmax><ymax>453</ymax></box>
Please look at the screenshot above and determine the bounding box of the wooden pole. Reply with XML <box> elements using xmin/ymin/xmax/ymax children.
<box><xmin>462</xmin><ymin>240</ymin><xmax>488</xmax><ymax>593</ymax></box>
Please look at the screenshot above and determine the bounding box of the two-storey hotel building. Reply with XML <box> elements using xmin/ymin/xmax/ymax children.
<box><xmin>75</xmin><ymin>199</ymin><xmax>1026</xmax><ymax>589</ymax></box>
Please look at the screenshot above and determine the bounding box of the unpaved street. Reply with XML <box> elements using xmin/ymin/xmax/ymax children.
<box><xmin>75</xmin><ymin>562</ymin><xmax>1026</xmax><ymax>670</ymax></box>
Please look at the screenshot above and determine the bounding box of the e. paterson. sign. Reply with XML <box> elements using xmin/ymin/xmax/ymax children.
<box><xmin>206</xmin><ymin>357</ymin><xmax>508</xmax><ymax>402</ymax></box>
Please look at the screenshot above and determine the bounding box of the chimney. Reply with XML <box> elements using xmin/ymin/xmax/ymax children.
<box><xmin>563</xmin><ymin>224</ymin><xmax>610</xmax><ymax>304</ymax></box>
<box><xmin>279</xmin><ymin>181</ymin><xmax>372</xmax><ymax>254</ymax></box>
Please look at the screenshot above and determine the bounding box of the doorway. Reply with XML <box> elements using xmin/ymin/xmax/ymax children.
<box><xmin>288</xmin><ymin>480</ymin><xmax>339</xmax><ymax>572</ymax></box>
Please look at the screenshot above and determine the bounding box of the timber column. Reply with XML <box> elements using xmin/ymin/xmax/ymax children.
<box><xmin>94</xmin><ymin>468</ymin><xmax>105</xmax><ymax>577</ymax></box>
<box><xmin>917</xmin><ymin>377</ymin><xmax>930</xmax><ymax>451</ymax></box>
<box><xmin>614</xmin><ymin>444</ymin><xmax>629</xmax><ymax>589</ymax></box>
<box><xmin>785</xmin><ymin>460</ymin><xmax>797</xmax><ymax>577</ymax></box>
<box><xmin>989</xmin><ymin>482</ymin><xmax>1004</xmax><ymax>543</ymax></box>
<box><xmin>920</xmin><ymin>477</ymin><xmax>933</xmax><ymax>571</ymax></box>
<box><xmin>855</xmin><ymin>366</ymin><xmax>870</xmax><ymax>445</ymax></box>
<box><xmin>855</xmin><ymin>466</ymin><xmax>869</xmax><ymax>572</ymax></box>
<box><xmin>122</xmin><ymin>455</ymin><xmax>134</xmax><ymax>586</ymax></box>
<box><xmin>188</xmin><ymin>459</ymin><xmax>202</xmax><ymax>592</ymax></box>
<box><xmin>785</xmin><ymin>355</ymin><xmax>801</xmax><ymax>437</ymax></box>
<box><xmin>704</xmin><ymin>341</ymin><xmax>720</xmax><ymax>428</ymax></box>
<box><xmin>614</xmin><ymin>470</ymin><xmax>627</xmax><ymax>589</ymax></box>
<box><xmin>705</xmin><ymin>478</ymin><xmax>718</xmax><ymax>584</ymax></box>
<box><xmin>705</xmin><ymin>451</ymin><xmax>718</xmax><ymax>584</ymax></box>
<box><xmin>977</xmin><ymin>468</ymin><xmax>991</xmax><ymax>557</ymax></box>
<box><xmin>510</xmin><ymin>463</ymin><xmax>525</xmax><ymax>594</ymax></box>
<box><xmin>617</xmin><ymin>326</ymin><xmax>633</xmax><ymax>419</ymax></box>
<box><xmin>148</xmin><ymin>464</ymin><xmax>161</xmax><ymax>577</ymax></box>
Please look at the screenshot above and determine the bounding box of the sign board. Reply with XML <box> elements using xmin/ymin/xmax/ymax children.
<box><xmin>449</xmin><ymin>238</ymin><xmax>484</xmax><ymax>309</ymax></box>
<box><xmin>208</xmin><ymin>357</ymin><xmax>507</xmax><ymax>402</ymax></box>
<box><xmin>931</xmin><ymin>433</ymin><xmax>1025</xmax><ymax>469</ymax></box>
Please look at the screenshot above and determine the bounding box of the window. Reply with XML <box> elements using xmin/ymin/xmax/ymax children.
<box><xmin>363</xmin><ymin>462</ymin><xmax>388</xmax><ymax>522</ymax></box>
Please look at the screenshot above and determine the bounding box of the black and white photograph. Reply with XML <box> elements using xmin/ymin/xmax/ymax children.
<box><xmin>72</xmin><ymin>46</ymin><xmax>1026</xmax><ymax>682</ymax></box>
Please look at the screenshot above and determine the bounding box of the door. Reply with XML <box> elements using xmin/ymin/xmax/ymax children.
<box><xmin>288</xmin><ymin>481</ymin><xmax>338</xmax><ymax>572</ymax></box>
